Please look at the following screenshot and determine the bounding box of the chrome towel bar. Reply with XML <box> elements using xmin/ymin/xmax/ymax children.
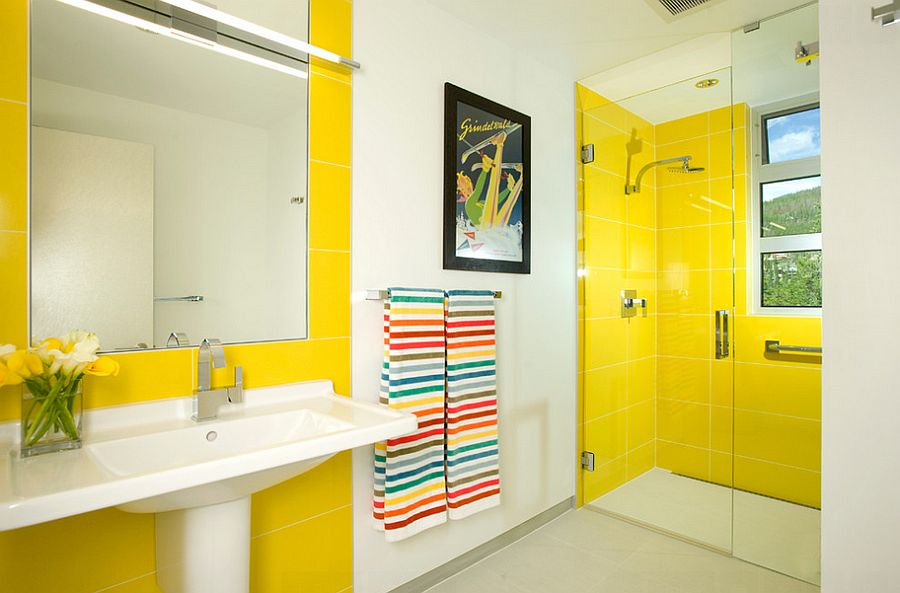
<box><xmin>765</xmin><ymin>340</ymin><xmax>822</xmax><ymax>354</ymax></box>
<box><xmin>365</xmin><ymin>289</ymin><xmax>502</xmax><ymax>301</ymax></box>
<box><xmin>154</xmin><ymin>295</ymin><xmax>205</xmax><ymax>302</ymax></box>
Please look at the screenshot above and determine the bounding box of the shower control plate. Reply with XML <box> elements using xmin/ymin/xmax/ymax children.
<box><xmin>621</xmin><ymin>289</ymin><xmax>648</xmax><ymax>318</ymax></box>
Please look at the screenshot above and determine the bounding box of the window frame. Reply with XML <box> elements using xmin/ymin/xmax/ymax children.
<box><xmin>750</xmin><ymin>93</ymin><xmax>821</xmax><ymax>316</ymax></box>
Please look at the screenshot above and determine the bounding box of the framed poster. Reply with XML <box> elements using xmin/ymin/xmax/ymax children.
<box><xmin>443</xmin><ymin>83</ymin><xmax>531</xmax><ymax>274</ymax></box>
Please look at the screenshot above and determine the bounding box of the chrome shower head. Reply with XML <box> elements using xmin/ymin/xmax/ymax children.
<box><xmin>667</xmin><ymin>159</ymin><xmax>705</xmax><ymax>174</ymax></box>
<box><xmin>626</xmin><ymin>155</ymin><xmax>703</xmax><ymax>194</ymax></box>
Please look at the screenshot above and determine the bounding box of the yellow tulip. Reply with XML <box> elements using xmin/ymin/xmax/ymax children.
<box><xmin>0</xmin><ymin>361</ymin><xmax>23</xmax><ymax>387</ymax></box>
<box><xmin>39</xmin><ymin>337</ymin><xmax>63</xmax><ymax>352</ymax></box>
<box><xmin>7</xmin><ymin>351</ymin><xmax>44</xmax><ymax>379</ymax></box>
<box><xmin>84</xmin><ymin>356</ymin><xmax>119</xmax><ymax>377</ymax></box>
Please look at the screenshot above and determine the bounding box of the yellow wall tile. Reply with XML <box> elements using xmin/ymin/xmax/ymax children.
<box><xmin>0</xmin><ymin>232</ymin><xmax>27</xmax><ymax>348</ymax></box>
<box><xmin>655</xmin><ymin>137</ymin><xmax>710</xmax><ymax>187</ymax></box>
<box><xmin>627</xmin><ymin>441</ymin><xmax>655</xmax><ymax>480</ymax></box>
<box><xmin>309</xmin><ymin>74</ymin><xmax>351</xmax><ymax>166</ymax></box>
<box><xmin>658</xmin><ymin>225</ymin><xmax>710</xmax><ymax>271</ymax></box>
<box><xmin>627</xmin><ymin>316</ymin><xmax>655</xmax><ymax>360</ymax></box>
<box><xmin>585</xmin><ymin>217</ymin><xmax>625</xmax><ymax>269</ymax></box>
<box><xmin>657</xmin><ymin>181</ymin><xmax>712</xmax><ymax>229</ymax></box>
<box><xmin>657</xmin><ymin>314</ymin><xmax>710</xmax><ymax>359</ymax></box>
<box><xmin>584</xmin><ymin>363</ymin><xmax>627</xmax><ymax>422</ymax></box>
<box><xmin>625</xmin><ymin>270</ymin><xmax>655</xmax><ymax>315</ymax></box>
<box><xmin>627</xmin><ymin>225</ymin><xmax>655</xmax><ymax>271</ymax></box>
<box><xmin>734</xmin><ymin>457</ymin><xmax>820</xmax><ymax>508</ymax></box>
<box><xmin>708</xmin><ymin>130</ymin><xmax>733</xmax><ymax>179</ymax></box>
<box><xmin>0</xmin><ymin>0</ymin><xmax>27</xmax><ymax>103</ymax></box>
<box><xmin>733</xmin><ymin>316</ymin><xmax>822</xmax><ymax>366</ymax></box>
<box><xmin>711</xmin><ymin>269</ymin><xmax>740</xmax><ymax>315</ymax></box>
<box><xmin>658</xmin><ymin>269</ymin><xmax>710</xmax><ymax>315</ymax></box>
<box><xmin>310</xmin><ymin>0</ymin><xmax>352</xmax><ymax>56</ymax></box>
<box><xmin>584</xmin><ymin>166</ymin><xmax>626</xmax><ymax>222</ymax></box>
<box><xmin>710</xmin><ymin>451</ymin><xmax>733</xmax><ymax>487</ymax></box>
<box><xmin>657</xmin><ymin>439</ymin><xmax>709</xmax><ymax>481</ymax></box>
<box><xmin>657</xmin><ymin>356</ymin><xmax>709</xmax><ymax>403</ymax></box>
<box><xmin>576</xmin><ymin>84</ymin><xmax>612</xmax><ymax>113</ymax></box>
<box><xmin>309</xmin><ymin>250</ymin><xmax>351</xmax><ymax>339</ymax></box>
<box><xmin>708</xmin><ymin>176</ymin><xmax>738</xmax><ymax>224</ymax></box>
<box><xmin>0</xmin><ymin>508</ymin><xmax>156</xmax><ymax>593</ymax></box>
<box><xmin>585</xmin><ymin>410</ymin><xmax>627</xmax><ymax>466</ymax></box>
<box><xmin>711</xmin><ymin>359</ymin><xmax>733</xmax><ymax>407</ymax></box>
<box><xmin>734</xmin><ymin>410</ymin><xmax>820</xmax><ymax>471</ymax></box>
<box><xmin>656</xmin><ymin>112</ymin><xmax>709</xmax><ymax>145</ymax></box>
<box><xmin>102</xmin><ymin>575</ymin><xmax>161</xmax><ymax>593</ymax></box>
<box><xmin>584</xmin><ymin>318</ymin><xmax>628</xmax><ymax>369</ymax></box>
<box><xmin>251</xmin><ymin>506</ymin><xmax>352</xmax><ymax>593</ymax></box>
<box><xmin>710</xmin><ymin>405</ymin><xmax>732</xmax><ymax>453</ymax></box>
<box><xmin>735</xmin><ymin>363</ymin><xmax>821</xmax><ymax>420</ymax></box>
<box><xmin>710</xmin><ymin>223</ymin><xmax>735</xmax><ymax>269</ymax></box>
<box><xmin>657</xmin><ymin>399</ymin><xmax>709</xmax><ymax>449</ymax></box>
<box><xmin>308</xmin><ymin>162</ymin><xmax>351</xmax><ymax>251</ymax></box>
<box><xmin>81</xmin><ymin>348</ymin><xmax>194</xmax><ymax>411</ymax></box>
<box><xmin>585</xmin><ymin>269</ymin><xmax>626</xmax><ymax>319</ymax></box>
<box><xmin>583</xmin><ymin>116</ymin><xmax>627</xmax><ymax>175</ymax></box>
<box><xmin>627</xmin><ymin>399</ymin><xmax>654</xmax><ymax>450</ymax></box>
<box><xmin>628</xmin><ymin>188</ymin><xmax>655</xmax><ymax>229</ymax></box>
<box><xmin>709</xmin><ymin>105</ymin><xmax>733</xmax><ymax>134</ymax></box>
<box><xmin>627</xmin><ymin>357</ymin><xmax>655</xmax><ymax>405</ymax></box>
<box><xmin>0</xmin><ymin>101</ymin><xmax>27</xmax><ymax>231</ymax></box>
<box><xmin>583</xmin><ymin>455</ymin><xmax>627</xmax><ymax>502</ymax></box>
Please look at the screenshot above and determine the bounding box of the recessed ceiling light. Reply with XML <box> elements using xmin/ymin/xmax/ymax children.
<box><xmin>695</xmin><ymin>78</ymin><xmax>719</xmax><ymax>89</ymax></box>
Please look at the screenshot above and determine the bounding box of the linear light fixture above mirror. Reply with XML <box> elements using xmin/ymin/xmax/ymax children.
<box><xmin>54</xmin><ymin>0</ymin><xmax>360</xmax><ymax>80</ymax></box>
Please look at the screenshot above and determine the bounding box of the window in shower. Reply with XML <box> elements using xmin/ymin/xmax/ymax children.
<box><xmin>751</xmin><ymin>97</ymin><xmax>822</xmax><ymax>312</ymax></box>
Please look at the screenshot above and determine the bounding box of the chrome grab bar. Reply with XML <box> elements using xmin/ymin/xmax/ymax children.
<box><xmin>154</xmin><ymin>295</ymin><xmax>205</xmax><ymax>302</ymax></box>
<box><xmin>715</xmin><ymin>310</ymin><xmax>729</xmax><ymax>359</ymax></box>
<box><xmin>765</xmin><ymin>340</ymin><xmax>822</xmax><ymax>354</ymax></box>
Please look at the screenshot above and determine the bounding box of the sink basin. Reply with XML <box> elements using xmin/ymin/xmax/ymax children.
<box><xmin>0</xmin><ymin>380</ymin><xmax>415</xmax><ymax>526</ymax></box>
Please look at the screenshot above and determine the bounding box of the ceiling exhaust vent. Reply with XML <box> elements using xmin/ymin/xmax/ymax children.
<box><xmin>644</xmin><ymin>0</ymin><xmax>723</xmax><ymax>21</ymax></box>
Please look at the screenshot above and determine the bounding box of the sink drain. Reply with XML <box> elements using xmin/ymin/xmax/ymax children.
<box><xmin>206</xmin><ymin>431</ymin><xmax>218</xmax><ymax>442</ymax></box>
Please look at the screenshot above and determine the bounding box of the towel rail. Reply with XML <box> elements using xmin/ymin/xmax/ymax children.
<box><xmin>765</xmin><ymin>340</ymin><xmax>822</xmax><ymax>354</ymax></box>
<box><xmin>365</xmin><ymin>289</ymin><xmax>502</xmax><ymax>301</ymax></box>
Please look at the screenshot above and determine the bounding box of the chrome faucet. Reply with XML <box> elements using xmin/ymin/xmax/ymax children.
<box><xmin>193</xmin><ymin>338</ymin><xmax>243</xmax><ymax>422</ymax></box>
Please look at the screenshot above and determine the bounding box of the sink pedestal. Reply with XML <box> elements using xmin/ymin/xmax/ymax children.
<box><xmin>156</xmin><ymin>497</ymin><xmax>251</xmax><ymax>593</ymax></box>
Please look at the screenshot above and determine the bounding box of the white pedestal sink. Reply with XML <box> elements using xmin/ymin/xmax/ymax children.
<box><xmin>0</xmin><ymin>380</ymin><xmax>417</xmax><ymax>593</ymax></box>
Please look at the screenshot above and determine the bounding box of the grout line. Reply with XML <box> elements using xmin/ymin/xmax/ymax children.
<box><xmin>655</xmin><ymin>126</ymin><xmax>745</xmax><ymax>148</ymax></box>
<box><xmin>310</xmin><ymin>247</ymin><xmax>352</xmax><ymax>254</ymax></box>
<box><xmin>253</xmin><ymin>503</ymin><xmax>352</xmax><ymax>540</ymax></box>
<box><xmin>657</xmin><ymin>438</ymin><xmax>820</xmax><ymax>474</ymax></box>
<box><xmin>90</xmin><ymin>571</ymin><xmax>156</xmax><ymax>593</ymax></box>
<box><xmin>0</xmin><ymin>96</ymin><xmax>27</xmax><ymax>106</ymax></box>
<box><xmin>310</xmin><ymin>158</ymin><xmax>352</xmax><ymax>169</ymax></box>
<box><xmin>0</xmin><ymin>229</ymin><xmax>27</xmax><ymax>235</ymax></box>
<box><xmin>310</xmin><ymin>69</ymin><xmax>353</xmax><ymax>86</ymax></box>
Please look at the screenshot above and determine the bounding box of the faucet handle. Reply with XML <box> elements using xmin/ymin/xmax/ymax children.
<box><xmin>228</xmin><ymin>366</ymin><xmax>244</xmax><ymax>404</ymax></box>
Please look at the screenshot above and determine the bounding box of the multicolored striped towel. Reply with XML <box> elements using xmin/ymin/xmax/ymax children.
<box><xmin>373</xmin><ymin>288</ymin><xmax>448</xmax><ymax>541</ymax></box>
<box><xmin>445</xmin><ymin>290</ymin><xmax>500</xmax><ymax>519</ymax></box>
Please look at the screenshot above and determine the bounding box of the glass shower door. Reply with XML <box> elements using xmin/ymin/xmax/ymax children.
<box><xmin>577</xmin><ymin>67</ymin><xmax>736</xmax><ymax>552</ymax></box>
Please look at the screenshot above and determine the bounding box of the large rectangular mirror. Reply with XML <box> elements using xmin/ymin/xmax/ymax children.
<box><xmin>29</xmin><ymin>0</ymin><xmax>310</xmax><ymax>351</ymax></box>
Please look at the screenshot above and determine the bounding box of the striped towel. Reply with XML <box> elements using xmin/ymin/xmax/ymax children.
<box><xmin>373</xmin><ymin>288</ymin><xmax>448</xmax><ymax>541</ymax></box>
<box><xmin>445</xmin><ymin>290</ymin><xmax>500</xmax><ymax>519</ymax></box>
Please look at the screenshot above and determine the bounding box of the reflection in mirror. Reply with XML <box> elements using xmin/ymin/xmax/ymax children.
<box><xmin>30</xmin><ymin>0</ymin><xmax>310</xmax><ymax>351</ymax></box>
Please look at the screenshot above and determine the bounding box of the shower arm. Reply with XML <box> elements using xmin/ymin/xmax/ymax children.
<box><xmin>625</xmin><ymin>156</ymin><xmax>689</xmax><ymax>195</ymax></box>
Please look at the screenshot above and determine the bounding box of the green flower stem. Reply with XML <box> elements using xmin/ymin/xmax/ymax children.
<box><xmin>23</xmin><ymin>375</ymin><xmax>81</xmax><ymax>446</ymax></box>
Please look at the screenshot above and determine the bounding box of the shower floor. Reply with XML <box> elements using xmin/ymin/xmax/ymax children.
<box><xmin>587</xmin><ymin>468</ymin><xmax>821</xmax><ymax>585</ymax></box>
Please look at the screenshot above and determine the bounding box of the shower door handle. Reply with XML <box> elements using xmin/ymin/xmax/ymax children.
<box><xmin>715</xmin><ymin>310</ymin><xmax>730</xmax><ymax>359</ymax></box>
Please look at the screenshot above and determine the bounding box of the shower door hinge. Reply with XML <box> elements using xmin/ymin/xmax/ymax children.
<box><xmin>743</xmin><ymin>21</ymin><xmax>760</xmax><ymax>33</ymax></box>
<box><xmin>581</xmin><ymin>451</ymin><xmax>595</xmax><ymax>472</ymax></box>
<box><xmin>581</xmin><ymin>144</ymin><xmax>594</xmax><ymax>164</ymax></box>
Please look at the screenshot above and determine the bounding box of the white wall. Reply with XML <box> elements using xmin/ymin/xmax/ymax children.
<box><xmin>820</xmin><ymin>1</ymin><xmax>900</xmax><ymax>591</ymax></box>
<box><xmin>351</xmin><ymin>2</ymin><xmax>578</xmax><ymax>592</ymax></box>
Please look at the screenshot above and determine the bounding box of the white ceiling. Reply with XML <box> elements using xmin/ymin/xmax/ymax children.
<box><xmin>420</xmin><ymin>0</ymin><xmax>814</xmax><ymax>80</ymax></box>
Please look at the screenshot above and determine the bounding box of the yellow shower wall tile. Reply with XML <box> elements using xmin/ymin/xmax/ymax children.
<box><xmin>309</xmin><ymin>73</ymin><xmax>351</xmax><ymax>166</ymax></box>
<box><xmin>657</xmin><ymin>356</ymin><xmax>709</xmax><ymax>403</ymax></box>
<box><xmin>584</xmin><ymin>166</ymin><xmax>626</xmax><ymax>222</ymax></box>
<box><xmin>656</xmin><ymin>112</ymin><xmax>708</xmax><ymax>145</ymax></box>
<box><xmin>734</xmin><ymin>457</ymin><xmax>820</xmax><ymax>508</ymax></box>
<box><xmin>712</xmin><ymin>269</ymin><xmax>743</xmax><ymax>314</ymax></box>
<box><xmin>657</xmin><ymin>314</ymin><xmax>710</xmax><ymax>359</ymax></box>
<box><xmin>583</xmin><ymin>116</ymin><xmax>628</xmax><ymax>174</ymax></box>
<box><xmin>585</xmin><ymin>216</ymin><xmax>626</xmax><ymax>269</ymax></box>
<box><xmin>626</xmin><ymin>270</ymin><xmax>655</xmax><ymax>315</ymax></box>
<box><xmin>734</xmin><ymin>410</ymin><xmax>821</xmax><ymax>471</ymax></box>
<box><xmin>585</xmin><ymin>318</ymin><xmax>628</xmax><ymax>369</ymax></box>
<box><xmin>576</xmin><ymin>83</ymin><xmax>611</xmax><ymax>113</ymax></box>
<box><xmin>709</xmin><ymin>175</ymin><xmax>741</xmax><ymax>224</ymax></box>
<box><xmin>81</xmin><ymin>349</ymin><xmax>194</xmax><ymax>411</ymax></box>
<box><xmin>309</xmin><ymin>161</ymin><xmax>351</xmax><ymax>251</ymax></box>
<box><xmin>251</xmin><ymin>506</ymin><xmax>353</xmax><ymax>593</ymax></box>
<box><xmin>658</xmin><ymin>269</ymin><xmax>710</xmax><ymax>315</ymax></box>
<box><xmin>657</xmin><ymin>398</ymin><xmax>709</xmax><ymax>449</ymax></box>
<box><xmin>710</xmin><ymin>223</ymin><xmax>738</xmax><ymax>269</ymax></box>
<box><xmin>627</xmin><ymin>317</ymin><xmax>655</xmax><ymax>360</ymax></box>
<box><xmin>709</xmin><ymin>105</ymin><xmax>734</xmax><ymax>134</ymax></box>
<box><xmin>583</xmin><ymin>455</ymin><xmax>627</xmax><ymax>502</ymax></box>
<box><xmin>657</xmin><ymin>180</ymin><xmax>712</xmax><ymax>229</ymax></box>
<box><xmin>711</xmin><ymin>359</ymin><xmax>733</xmax><ymax>407</ymax></box>
<box><xmin>0</xmin><ymin>508</ymin><xmax>156</xmax><ymax>593</ymax></box>
<box><xmin>628</xmin><ymin>185</ymin><xmax>656</xmax><ymax>228</ymax></box>
<box><xmin>711</xmin><ymin>405</ymin><xmax>732</xmax><ymax>453</ymax></box>
<box><xmin>0</xmin><ymin>101</ymin><xmax>27</xmax><ymax>231</ymax></box>
<box><xmin>0</xmin><ymin>232</ymin><xmax>27</xmax><ymax>349</ymax></box>
<box><xmin>103</xmin><ymin>575</ymin><xmax>161</xmax><ymax>593</ymax></box>
<box><xmin>627</xmin><ymin>357</ymin><xmax>655</xmax><ymax>405</ymax></box>
<box><xmin>0</xmin><ymin>0</ymin><xmax>27</xmax><ymax>103</ymax></box>
<box><xmin>657</xmin><ymin>440</ymin><xmax>709</xmax><ymax>481</ymax></box>
<box><xmin>627</xmin><ymin>441</ymin><xmax>655</xmax><ymax>480</ymax></box>
<box><xmin>627</xmin><ymin>225</ymin><xmax>655</xmax><ymax>271</ymax></box>
<box><xmin>309</xmin><ymin>250</ymin><xmax>351</xmax><ymax>338</ymax></box>
<box><xmin>658</xmin><ymin>225</ymin><xmax>710</xmax><ymax>271</ymax></box>
<box><xmin>584</xmin><ymin>363</ymin><xmax>627</xmax><ymax>422</ymax></box>
<box><xmin>627</xmin><ymin>399</ymin><xmax>654</xmax><ymax>450</ymax></box>
<box><xmin>310</xmin><ymin>0</ymin><xmax>352</xmax><ymax>57</ymax></box>
<box><xmin>735</xmin><ymin>363</ymin><xmax>821</xmax><ymax>420</ymax></box>
<box><xmin>252</xmin><ymin>451</ymin><xmax>352</xmax><ymax>537</ymax></box>
<box><xmin>710</xmin><ymin>451</ymin><xmax>733</xmax><ymax>487</ymax></box>
<box><xmin>585</xmin><ymin>268</ymin><xmax>626</xmax><ymax>318</ymax></box>
<box><xmin>655</xmin><ymin>137</ymin><xmax>710</xmax><ymax>187</ymax></box>
<box><xmin>733</xmin><ymin>315</ymin><xmax>822</xmax><ymax>366</ymax></box>
<box><xmin>585</xmin><ymin>410</ymin><xmax>627</xmax><ymax>466</ymax></box>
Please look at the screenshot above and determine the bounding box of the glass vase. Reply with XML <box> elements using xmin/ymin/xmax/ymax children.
<box><xmin>20</xmin><ymin>377</ymin><xmax>83</xmax><ymax>457</ymax></box>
